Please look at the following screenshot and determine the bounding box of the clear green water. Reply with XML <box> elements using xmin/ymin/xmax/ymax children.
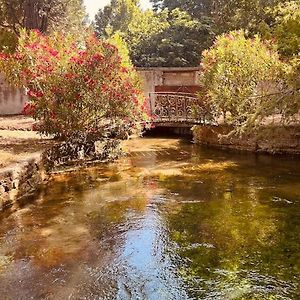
<box><xmin>0</xmin><ymin>138</ymin><xmax>299</xmax><ymax>300</ymax></box>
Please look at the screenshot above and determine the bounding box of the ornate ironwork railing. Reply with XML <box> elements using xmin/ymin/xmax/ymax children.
<box><xmin>148</xmin><ymin>92</ymin><xmax>213</xmax><ymax>124</ymax></box>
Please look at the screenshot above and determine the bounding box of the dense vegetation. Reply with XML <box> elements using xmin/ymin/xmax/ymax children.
<box><xmin>0</xmin><ymin>30</ymin><xmax>148</xmax><ymax>138</ymax></box>
<box><xmin>198</xmin><ymin>0</ymin><xmax>299</xmax><ymax>134</ymax></box>
<box><xmin>0</xmin><ymin>0</ymin><xmax>299</xmax><ymax>137</ymax></box>
<box><xmin>94</xmin><ymin>0</ymin><xmax>299</xmax><ymax>67</ymax></box>
<box><xmin>200</xmin><ymin>31</ymin><xmax>299</xmax><ymax>134</ymax></box>
<box><xmin>0</xmin><ymin>0</ymin><xmax>86</xmax><ymax>52</ymax></box>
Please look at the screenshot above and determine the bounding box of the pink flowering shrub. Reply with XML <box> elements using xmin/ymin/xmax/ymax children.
<box><xmin>0</xmin><ymin>30</ymin><xmax>149</xmax><ymax>138</ymax></box>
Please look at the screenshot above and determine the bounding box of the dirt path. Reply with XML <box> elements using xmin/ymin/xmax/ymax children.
<box><xmin>0</xmin><ymin>115</ymin><xmax>35</xmax><ymax>131</ymax></box>
<box><xmin>0</xmin><ymin>116</ymin><xmax>52</xmax><ymax>169</ymax></box>
<box><xmin>0</xmin><ymin>130</ymin><xmax>52</xmax><ymax>168</ymax></box>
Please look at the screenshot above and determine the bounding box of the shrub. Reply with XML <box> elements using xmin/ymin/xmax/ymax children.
<box><xmin>199</xmin><ymin>30</ymin><xmax>299</xmax><ymax>134</ymax></box>
<box><xmin>0</xmin><ymin>30</ymin><xmax>149</xmax><ymax>139</ymax></box>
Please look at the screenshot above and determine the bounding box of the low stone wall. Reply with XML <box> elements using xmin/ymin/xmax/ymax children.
<box><xmin>0</xmin><ymin>153</ymin><xmax>47</xmax><ymax>211</ymax></box>
<box><xmin>193</xmin><ymin>125</ymin><xmax>300</xmax><ymax>154</ymax></box>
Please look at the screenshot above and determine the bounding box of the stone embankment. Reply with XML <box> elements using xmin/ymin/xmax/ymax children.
<box><xmin>0</xmin><ymin>153</ymin><xmax>47</xmax><ymax>210</ymax></box>
<box><xmin>193</xmin><ymin>125</ymin><xmax>300</xmax><ymax>155</ymax></box>
<box><xmin>0</xmin><ymin>118</ymin><xmax>51</xmax><ymax>211</ymax></box>
<box><xmin>0</xmin><ymin>117</ymin><xmax>122</xmax><ymax>212</ymax></box>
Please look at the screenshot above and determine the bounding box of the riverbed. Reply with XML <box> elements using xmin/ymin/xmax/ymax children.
<box><xmin>0</xmin><ymin>138</ymin><xmax>299</xmax><ymax>299</ymax></box>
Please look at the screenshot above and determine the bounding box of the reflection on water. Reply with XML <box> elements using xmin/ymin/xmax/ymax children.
<box><xmin>0</xmin><ymin>138</ymin><xmax>299</xmax><ymax>299</ymax></box>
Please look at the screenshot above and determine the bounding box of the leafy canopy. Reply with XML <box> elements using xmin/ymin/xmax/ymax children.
<box><xmin>0</xmin><ymin>0</ymin><xmax>87</xmax><ymax>51</ymax></box>
<box><xmin>261</xmin><ymin>1</ymin><xmax>300</xmax><ymax>57</ymax></box>
<box><xmin>94</xmin><ymin>0</ymin><xmax>213</xmax><ymax>67</ymax></box>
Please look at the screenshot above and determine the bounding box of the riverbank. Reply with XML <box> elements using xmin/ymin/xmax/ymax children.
<box><xmin>0</xmin><ymin>117</ymin><xmax>122</xmax><ymax>211</ymax></box>
<box><xmin>1</xmin><ymin>115</ymin><xmax>300</xmax><ymax>211</ymax></box>
<box><xmin>0</xmin><ymin>125</ymin><xmax>52</xmax><ymax>211</ymax></box>
<box><xmin>193</xmin><ymin>125</ymin><xmax>300</xmax><ymax>155</ymax></box>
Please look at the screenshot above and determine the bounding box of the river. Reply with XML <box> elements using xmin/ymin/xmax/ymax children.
<box><xmin>0</xmin><ymin>138</ymin><xmax>299</xmax><ymax>299</ymax></box>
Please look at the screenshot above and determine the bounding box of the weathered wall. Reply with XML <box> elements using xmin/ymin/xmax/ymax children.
<box><xmin>0</xmin><ymin>75</ymin><xmax>26</xmax><ymax>115</ymax></box>
<box><xmin>137</xmin><ymin>68</ymin><xmax>163</xmax><ymax>97</ymax></box>
<box><xmin>193</xmin><ymin>125</ymin><xmax>300</xmax><ymax>155</ymax></box>
<box><xmin>1</xmin><ymin>68</ymin><xmax>200</xmax><ymax>115</ymax></box>
<box><xmin>0</xmin><ymin>153</ymin><xmax>47</xmax><ymax>211</ymax></box>
<box><xmin>137</xmin><ymin>67</ymin><xmax>200</xmax><ymax>96</ymax></box>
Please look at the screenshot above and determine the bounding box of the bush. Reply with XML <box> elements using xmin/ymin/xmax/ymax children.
<box><xmin>199</xmin><ymin>30</ymin><xmax>298</xmax><ymax>134</ymax></box>
<box><xmin>0</xmin><ymin>30</ymin><xmax>149</xmax><ymax>139</ymax></box>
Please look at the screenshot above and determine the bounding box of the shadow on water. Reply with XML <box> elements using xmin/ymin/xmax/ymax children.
<box><xmin>0</xmin><ymin>137</ymin><xmax>299</xmax><ymax>299</ymax></box>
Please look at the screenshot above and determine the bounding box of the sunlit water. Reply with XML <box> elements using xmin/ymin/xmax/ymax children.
<box><xmin>0</xmin><ymin>138</ymin><xmax>299</xmax><ymax>300</ymax></box>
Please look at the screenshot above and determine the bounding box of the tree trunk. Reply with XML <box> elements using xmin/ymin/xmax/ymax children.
<box><xmin>23</xmin><ymin>0</ymin><xmax>49</xmax><ymax>33</ymax></box>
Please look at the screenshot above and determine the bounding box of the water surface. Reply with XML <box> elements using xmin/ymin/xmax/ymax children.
<box><xmin>0</xmin><ymin>138</ymin><xmax>299</xmax><ymax>299</ymax></box>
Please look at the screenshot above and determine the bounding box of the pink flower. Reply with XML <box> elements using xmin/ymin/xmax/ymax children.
<box><xmin>92</xmin><ymin>53</ymin><xmax>104</xmax><ymax>61</ymax></box>
<box><xmin>0</xmin><ymin>53</ymin><xmax>8</xmax><ymax>60</ymax></box>
<box><xmin>49</xmin><ymin>49</ymin><xmax>59</xmax><ymax>57</ymax></box>
<box><xmin>26</xmin><ymin>89</ymin><xmax>44</xmax><ymax>98</ymax></box>
<box><xmin>22</xmin><ymin>102</ymin><xmax>36</xmax><ymax>115</ymax></box>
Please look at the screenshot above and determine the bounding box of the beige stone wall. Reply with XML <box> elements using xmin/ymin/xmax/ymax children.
<box><xmin>0</xmin><ymin>153</ymin><xmax>47</xmax><ymax>211</ymax></box>
<box><xmin>163</xmin><ymin>71</ymin><xmax>197</xmax><ymax>86</ymax></box>
<box><xmin>137</xmin><ymin>69</ymin><xmax>164</xmax><ymax>97</ymax></box>
<box><xmin>136</xmin><ymin>67</ymin><xmax>200</xmax><ymax>96</ymax></box>
<box><xmin>0</xmin><ymin>75</ymin><xmax>27</xmax><ymax>115</ymax></box>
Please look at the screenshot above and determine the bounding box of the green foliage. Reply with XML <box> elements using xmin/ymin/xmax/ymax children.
<box><xmin>129</xmin><ymin>8</ymin><xmax>214</xmax><ymax>67</ymax></box>
<box><xmin>262</xmin><ymin>1</ymin><xmax>300</xmax><ymax>57</ymax></box>
<box><xmin>282</xmin><ymin>56</ymin><xmax>300</xmax><ymax>118</ymax></box>
<box><xmin>94</xmin><ymin>0</ymin><xmax>139</xmax><ymax>37</ymax></box>
<box><xmin>48</xmin><ymin>0</ymin><xmax>87</xmax><ymax>36</ymax></box>
<box><xmin>0</xmin><ymin>30</ymin><xmax>149</xmax><ymax>138</ymax></box>
<box><xmin>199</xmin><ymin>31</ymin><xmax>298</xmax><ymax>134</ymax></box>
<box><xmin>0</xmin><ymin>29</ymin><xmax>18</xmax><ymax>53</ymax></box>
<box><xmin>151</xmin><ymin>0</ymin><xmax>282</xmax><ymax>33</ymax></box>
<box><xmin>94</xmin><ymin>1</ymin><xmax>213</xmax><ymax>67</ymax></box>
<box><xmin>108</xmin><ymin>32</ymin><xmax>133</xmax><ymax>68</ymax></box>
<box><xmin>95</xmin><ymin>0</ymin><xmax>289</xmax><ymax>67</ymax></box>
<box><xmin>151</xmin><ymin>0</ymin><xmax>214</xmax><ymax>19</ymax></box>
<box><xmin>0</xmin><ymin>0</ymin><xmax>87</xmax><ymax>35</ymax></box>
<box><xmin>107</xmin><ymin>32</ymin><xmax>145</xmax><ymax>94</ymax></box>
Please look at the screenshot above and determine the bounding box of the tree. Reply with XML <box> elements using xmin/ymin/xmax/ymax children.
<box><xmin>151</xmin><ymin>0</ymin><xmax>214</xmax><ymax>19</ymax></box>
<box><xmin>0</xmin><ymin>0</ymin><xmax>86</xmax><ymax>35</ymax></box>
<box><xmin>94</xmin><ymin>0</ymin><xmax>139</xmax><ymax>38</ymax></box>
<box><xmin>151</xmin><ymin>0</ymin><xmax>284</xmax><ymax>33</ymax></box>
<box><xmin>129</xmin><ymin>8</ymin><xmax>213</xmax><ymax>67</ymax></box>
<box><xmin>0</xmin><ymin>0</ymin><xmax>87</xmax><ymax>52</ymax></box>
<box><xmin>0</xmin><ymin>29</ymin><xmax>18</xmax><ymax>52</ymax></box>
<box><xmin>94</xmin><ymin>1</ymin><xmax>214</xmax><ymax>67</ymax></box>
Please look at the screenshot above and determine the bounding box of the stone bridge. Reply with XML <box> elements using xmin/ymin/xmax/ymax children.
<box><xmin>148</xmin><ymin>92</ymin><xmax>214</xmax><ymax>128</ymax></box>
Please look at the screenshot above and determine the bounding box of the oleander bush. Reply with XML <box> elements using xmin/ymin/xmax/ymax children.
<box><xmin>0</xmin><ymin>30</ymin><xmax>149</xmax><ymax>139</ymax></box>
